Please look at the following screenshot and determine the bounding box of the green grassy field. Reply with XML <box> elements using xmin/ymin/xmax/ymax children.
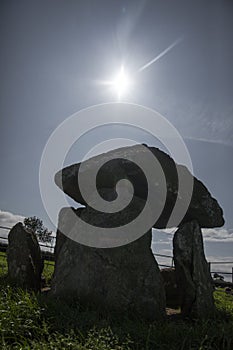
<box><xmin>0</xmin><ymin>252</ymin><xmax>54</xmax><ymax>285</ymax></box>
<box><xmin>0</xmin><ymin>253</ymin><xmax>232</xmax><ymax>349</ymax></box>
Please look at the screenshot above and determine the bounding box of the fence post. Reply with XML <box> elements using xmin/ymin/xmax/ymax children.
<box><xmin>208</xmin><ymin>262</ymin><xmax>211</xmax><ymax>276</ymax></box>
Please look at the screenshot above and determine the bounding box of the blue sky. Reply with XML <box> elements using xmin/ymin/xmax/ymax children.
<box><xmin>0</xmin><ymin>0</ymin><xmax>233</xmax><ymax>269</ymax></box>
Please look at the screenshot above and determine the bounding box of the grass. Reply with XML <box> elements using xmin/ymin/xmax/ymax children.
<box><xmin>0</xmin><ymin>253</ymin><xmax>54</xmax><ymax>285</ymax></box>
<box><xmin>214</xmin><ymin>289</ymin><xmax>233</xmax><ymax>315</ymax></box>
<box><xmin>42</xmin><ymin>261</ymin><xmax>54</xmax><ymax>285</ymax></box>
<box><xmin>0</xmin><ymin>252</ymin><xmax>232</xmax><ymax>349</ymax></box>
<box><xmin>0</xmin><ymin>253</ymin><xmax>8</xmax><ymax>275</ymax></box>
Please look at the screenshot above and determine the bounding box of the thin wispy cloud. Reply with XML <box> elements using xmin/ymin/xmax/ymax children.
<box><xmin>153</xmin><ymin>227</ymin><xmax>233</xmax><ymax>243</ymax></box>
<box><xmin>202</xmin><ymin>228</ymin><xmax>233</xmax><ymax>243</ymax></box>
<box><xmin>138</xmin><ymin>36</ymin><xmax>184</xmax><ymax>72</ymax></box>
<box><xmin>0</xmin><ymin>210</ymin><xmax>25</xmax><ymax>228</ymax></box>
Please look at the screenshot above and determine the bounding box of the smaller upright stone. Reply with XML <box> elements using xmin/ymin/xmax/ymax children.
<box><xmin>173</xmin><ymin>220</ymin><xmax>215</xmax><ymax>318</ymax></box>
<box><xmin>7</xmin><ymin>223</ymin><xmax>43</xmax><ymax>291</ymax></box>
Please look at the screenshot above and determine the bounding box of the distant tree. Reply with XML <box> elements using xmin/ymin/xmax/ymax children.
<box><xmin>23</xmin><ymin>216</ymin><xmax>53</xmax><ymax>244</ymax></box>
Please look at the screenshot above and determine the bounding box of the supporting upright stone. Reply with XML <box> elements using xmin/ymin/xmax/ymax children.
<box><xmin>173</xmin><ymin>220</ymin><xmax>215</xmax><ymax>318</ymax></box>
<box><xmin>50</xmin><ymin>207</ymin><xmax>166</xmax><ymax>321</ymax></box>
<box><xmin>7</xmin><ymin>223</ymin><xmax>43</xmax><ymax>291</ymax></box>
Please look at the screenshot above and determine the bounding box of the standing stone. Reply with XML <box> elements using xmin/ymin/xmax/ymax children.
<box><xmin>50</xmin><ymin>207</ymin><xmax>166</xmax><ymax>321</ymax></box>
<box><xmin>173</xmin><ymin>220</ymin><xmax>215</xmax><ymax>318</ymax></box>
<box><xmin>7</xmin><ymin>223</ymin><xmax>43</xmax><ymax>291</ymax></box>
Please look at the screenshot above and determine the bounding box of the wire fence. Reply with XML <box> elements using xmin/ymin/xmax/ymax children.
<box><xmin>154</xmin><ymin>253</ymin><xmax>233</xmax><ymax>283</ymax></box>
<box><xmin>1</xmin><ymin>225</ymin><xmax>233</xmax><ymax>282</ymax></box>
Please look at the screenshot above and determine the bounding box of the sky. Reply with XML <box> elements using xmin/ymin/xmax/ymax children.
<box><xmin>0</xmin><ymin>0</ymin><xmax>233</xmax><ymax>275</ymax></box>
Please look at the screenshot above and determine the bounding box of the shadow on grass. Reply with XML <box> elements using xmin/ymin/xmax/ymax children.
<box><xmin>0</xmin><ymin>275</ymin><xmax>233</xmax><ymax>350</ymax></box>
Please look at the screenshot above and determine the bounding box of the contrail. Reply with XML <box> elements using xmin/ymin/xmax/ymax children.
<box><xmin>138</xmin><ymin>36</ymin><xmax>184</xmax><ymax>72</ymax></box>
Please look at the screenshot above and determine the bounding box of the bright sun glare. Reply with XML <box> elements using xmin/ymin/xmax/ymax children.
<box><xmin>110</xmin><ymin>65</ymin><xmax>131</xmax><ymax>100</ymax></box>
<box><xmin>100</xmin><ymin>37</ymin><xmax>183</xmax><ymax>101</ymax></box>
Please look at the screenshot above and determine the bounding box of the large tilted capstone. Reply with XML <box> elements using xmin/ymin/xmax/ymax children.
<box><xmin>7</xmin><ymin>223</ymin><xmax>43</xmax><ymax>291</ymax></box>
<box><xmin>50</xmin><ymin>207</ymin><xmax>166</xmax><ymax>321</ymax></box>
<box><xmin>173</xmin><ymin>220</ymin><xmax>215</xmax><ymax>318</ymax></box>
<box><xmin>52</xmin><ymin>144</ymin><xmax>224</xmax><ymax>319</ymax></box>
<box><xmin>55</xmin><ymin>144</ymin><xmax>224</xmax><ymax>229</ymax></box>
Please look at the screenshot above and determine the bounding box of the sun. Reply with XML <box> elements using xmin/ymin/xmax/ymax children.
<box><xmin>110</xmin><ymin>65</ymin><xmax>131</xmax><ymax>100</ymax></box>
<box><xmin>99</xmin><ymin>64</ymin><xmax>132</xmax><ymax>100</ymax></box>
<box><xmin>98</xmin><ymin>37</ymin><xmax>183</xmax><ymax>101</ymax></box>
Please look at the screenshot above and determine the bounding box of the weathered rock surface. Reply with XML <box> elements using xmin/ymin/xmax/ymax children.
<box><xmin>55</xmin><ymin>144</ymin><xmax>224</xmax><ymax>228</ymax></box>
<box><xmin>7</xmin><ymin>223</ymin><xmax>43</xmax><ymax>291</ymax></box>
<box><xmin>173</xmin><ymin>220</ymin><xmax>215</xmax><ymax>318</ymax></box>
<box><xmin>161</xmin><ymin>268</ymin><xmax>181</xmax><ymax>308</ymax></box>
<box><xmin>50</xmin><ymin>207</ymin><xmax>166</xmax><ymax>321</ymax></box>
